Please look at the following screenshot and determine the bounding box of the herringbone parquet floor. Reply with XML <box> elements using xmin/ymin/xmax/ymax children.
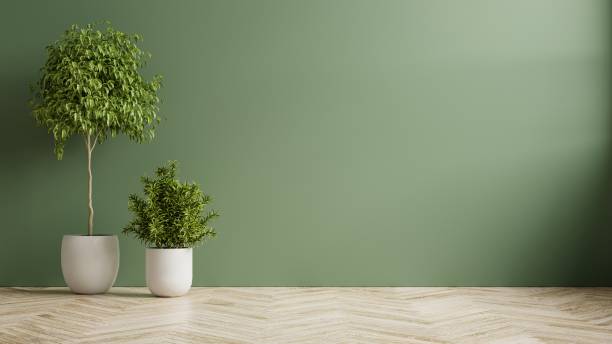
<box><xmin>1</xmin><ymin>287</ymin><xmax>611</xmax><ymax>343</ymax></box>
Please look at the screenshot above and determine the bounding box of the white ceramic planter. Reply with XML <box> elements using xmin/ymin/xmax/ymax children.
<box><xmin>146</xmin><ymin>248</ymin><xmax>192</xmax><ymax>297</ymax></box>
<box><xmin>61</xmin><ymin>235</ymin><xmax>119</xmax><ymax>294</ymax></box>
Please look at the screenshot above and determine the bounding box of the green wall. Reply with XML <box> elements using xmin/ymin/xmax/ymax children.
<box><xmin>1</xmin><ymin>0</ymin><xmax>611</xmax><ymax>286</ymax></box>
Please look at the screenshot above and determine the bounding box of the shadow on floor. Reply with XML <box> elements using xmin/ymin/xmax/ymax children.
<box><xmin>11</xmin><ymin>287</ymin><xmax>155</xmax><ymax>298</ymax></box>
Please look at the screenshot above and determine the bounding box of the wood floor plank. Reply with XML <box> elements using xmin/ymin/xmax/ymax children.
<box><xmin>0</xmin><ymin>287</ymin><xmax>611</xmax><ymax>343</ymax></box>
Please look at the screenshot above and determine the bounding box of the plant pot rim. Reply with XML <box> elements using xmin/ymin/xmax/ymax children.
<box><xmin>146</xmin><ymin>247</ymin><xmax>192</xmax><ymax>250</ymax></box>
<box><xmin>64</xmin><ymin>234</ymin><xmax>118</xmax><ymax>237</ymax></box>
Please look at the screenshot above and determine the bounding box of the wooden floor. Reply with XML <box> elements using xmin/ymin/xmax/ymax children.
<box><xmin>1</xmin><ymin>288</ymin><xmax>612</xmax><ymax>343</ymax></box>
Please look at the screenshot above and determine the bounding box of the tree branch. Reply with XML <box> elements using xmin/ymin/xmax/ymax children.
<box><xmin>86</xmin><ymin>134</ymin><xmax>94</xmax><ymax>235</ymax></box>
<box><xmin>90</xmin><ymin>132</ymin><xmax>99</xmax><ymax>153</ymax></box>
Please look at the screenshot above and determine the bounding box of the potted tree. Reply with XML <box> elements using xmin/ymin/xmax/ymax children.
<box><xmin>29</xmin><ymin>22</ymin><xmax>162</xmax><ymax>294</ymax></box>
<box><xmin>123</xmin><ymin>161</ymin><xmax>219</xmax><ymax>297</ymax></box>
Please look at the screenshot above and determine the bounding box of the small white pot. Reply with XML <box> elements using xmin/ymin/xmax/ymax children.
<box><xmin>146</xmin><ymin>248</ymin><xmax>192</xmax><ymax>297</ymax></box>
<box><xmin>61</xmin><ymin>235</ymin><xmax>119</xmax><ymax>294</ymax></box>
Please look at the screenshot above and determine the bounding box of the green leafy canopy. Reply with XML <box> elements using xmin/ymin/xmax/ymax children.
<box><xmin>123</xmin><ymin>161</ymin><xmax>219</xmax><ymax>248</ymax></box>
<box><xmin>29</xmin><ymin>21</ymin><xmax>163</xmax><ymax>159</ymax></box>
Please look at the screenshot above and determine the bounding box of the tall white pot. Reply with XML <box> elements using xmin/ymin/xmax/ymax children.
<box><xmin>146</xmin><ymin>248</ymin><xmax>192</xmax><ymax>297</ymax></box>
<box><xmin>61</xmin><ymin>235</ymin><xmax>119</xmax><ymax>294</ymax></box>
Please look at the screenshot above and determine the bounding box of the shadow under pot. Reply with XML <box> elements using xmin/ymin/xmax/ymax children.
<box><xmin>146</xmin><ymin>248</ymin><xmax>192</xmax><ymax>297</ymax></box>
<box><xmin>61</xmin><ymin>235</ymin><xmax>119</xmax><ymax>294</ymax></box>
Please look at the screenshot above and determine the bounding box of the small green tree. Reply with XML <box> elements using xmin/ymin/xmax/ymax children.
<box><xmin>30</xmin><ymin>22</ymin><xmax>162</xmax><ymax>235</ymax></box>
<box><xmin>123</xmin><ymin>161</ymin><xmax>219</xmax><ymax>248</ymax></box>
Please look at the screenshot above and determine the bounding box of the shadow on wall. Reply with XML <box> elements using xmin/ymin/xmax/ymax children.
<box><xmin>568</xmin><ymin>45</ymin><xmax>612</xmax><ymax>286</ymax></box>
<box><xmin>0</xmin><ymin>76</ymin><xmax>49</xmax><ymax>167</ymax></box>
<box><xmin>566</xmin><ymin>160</ymin><xmax>612</xmax><ymax>286</ymax></box>
<box><xmin>566</xmin><ymin>11</ymin><xmax>612</xmax><ymax>286</ymax></box>
<box><xmin>0</xmin><ymin>64</ymin><xmax>74</xmax><ymax>285</ymax></box>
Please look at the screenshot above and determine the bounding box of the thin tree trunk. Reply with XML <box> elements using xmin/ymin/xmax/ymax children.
<box><xmin>86</xmin><ymin>135</ymin><xmax>94</xmax><ymax>236</ymax></box>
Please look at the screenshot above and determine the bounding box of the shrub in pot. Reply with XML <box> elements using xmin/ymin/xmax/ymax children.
<box><xmin>29</xmin><ymin>22</ymin><xmax>162</xmax><ymax>294</ymax></box>
<box><xmin>123</xmin><ymin>161</ymin><xmax>219</xmax><ymax>297</ymax></box>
